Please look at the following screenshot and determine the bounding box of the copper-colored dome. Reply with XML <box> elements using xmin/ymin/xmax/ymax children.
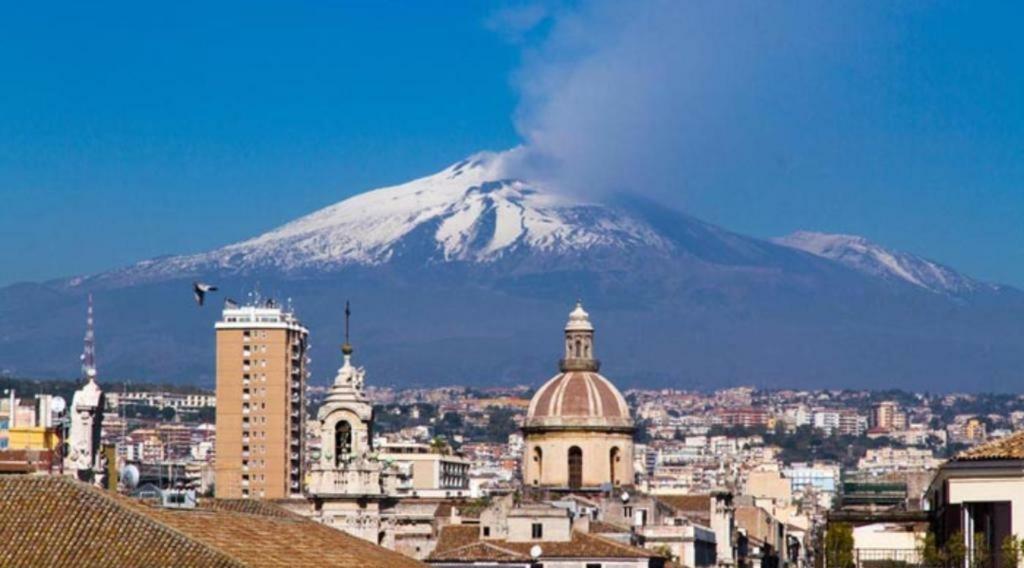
<box><xmin>525</xmin><ymin>371</ymin><xmax>633</xmax><ymax>430</ymax></box>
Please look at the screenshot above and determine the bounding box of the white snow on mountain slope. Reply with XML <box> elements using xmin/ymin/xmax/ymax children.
<box><xmin>126</xmin><ymin>152</ymin><xmax>672</xmax><ymax>276</ymax></box>
<box><xmin>774</xmin><ymin>231</ymin><xmax>993</xmax><ymax>295</ymax></box>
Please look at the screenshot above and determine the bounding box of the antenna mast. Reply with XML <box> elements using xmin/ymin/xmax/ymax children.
<box><xmin>81</xmin><ymin>294</ymin><xmax>97</xmax><ymax>381</ymax></box>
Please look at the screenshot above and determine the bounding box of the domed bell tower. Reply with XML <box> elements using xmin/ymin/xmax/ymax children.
<box><xmin>561</xmin><ymin>301</ymin><xmax>599</xmax><ymax>372</ymax></box>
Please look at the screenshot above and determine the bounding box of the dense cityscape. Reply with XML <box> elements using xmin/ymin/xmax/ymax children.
<box><xmin>2</xmin><ymin>300</ymin><xmax>1023</xmax><ymax>567</ymax></box>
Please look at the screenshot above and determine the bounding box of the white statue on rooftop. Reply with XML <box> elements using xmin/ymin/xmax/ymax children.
<box><xmin>66</xmin><ymin>295</ymin><xmax>105</xmax><ymax>483</ymax></box>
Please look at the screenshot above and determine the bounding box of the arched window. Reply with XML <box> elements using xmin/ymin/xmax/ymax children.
<box><xmin>335</xmin><ymin>420</ymin><xmax>352</xmax><ymax>466</ymax></box>
<box><xmin>568</xmin><ymin>446</ymin><xmax>583</xmax><ymax>489</ymax></box>
<box><xmin>610</xmin><ymin>447</ymin><xmax>621</xmax><ymax>486</ymax></box>
<box><xmin>574</xmin><ymin>339</ymin><xmax>582</xmax><ymax>358</ymax></box>
<box><xmin>533</xmin><ymin>446</ymin><xmax>543</xmax><ymax>485</ymax></box>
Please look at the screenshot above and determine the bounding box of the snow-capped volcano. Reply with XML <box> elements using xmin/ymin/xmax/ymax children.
<box><xmin>774</xmin><ymin>231</ymin><xmax>992</xmax><ymax>295</ymax></box>
<box><xmin>5</xmin><ymin>151</ymin><xmax>1022</xmax><ymax>393</ymax></box>
<box><xmin>147</xmin><ymin>152</ymin><xmax>670</xmax><ymax>276</ymax></box>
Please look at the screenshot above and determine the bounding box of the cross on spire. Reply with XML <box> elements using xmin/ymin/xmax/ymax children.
<box><xmin>341</xmin><ymin>300</ymin><xmax>353</xmax><ymax>355</ymax></box>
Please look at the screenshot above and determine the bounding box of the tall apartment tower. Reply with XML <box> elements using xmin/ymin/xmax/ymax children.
<box><xmin>215</xmin><ymin>302</ymin><xmax>309</xmax><ymax>499</ymax></box>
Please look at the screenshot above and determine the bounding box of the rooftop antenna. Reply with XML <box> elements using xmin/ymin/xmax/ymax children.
<box><xmin>342</xmin><ymin>301</ymin><xmax>353</xmax><ymax>356</ymax></box>
<box><xmin>81</xmin><ymin>293</ymin><xmax>97</xmax><ymax>382</ymax></box>
<box><xmin>120</xmin><ymin>380</ymin><xmax>128</xmax><ymax>479</ymax></box>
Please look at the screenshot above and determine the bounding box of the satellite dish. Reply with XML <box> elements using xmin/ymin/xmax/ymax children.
<box><xmin>120</xmin><ymin>465</ymin><xmax>140</xmax><ymax>489</ymax></box>
<box><xmin>620</xmin><ymin>491</ymin><xmax>631</xmax><ymax>503</ymax></box>
<box><xmin>51</xmin><ymin>397</ymin><xmax>66</xmax><ymax>415</ymax></box>
<box><xmin>530</xmin><ymin>545</ymin><xmax>543</xmax><ymax>560</ymax></box>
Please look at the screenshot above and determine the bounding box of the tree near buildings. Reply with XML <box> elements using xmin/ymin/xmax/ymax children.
<box><xmin>1001</xmin><ymin>535</ymin><xmax>1022</xmax><ymax>568</ymax></box>
<box><xmin>825</xmin><ymin>523</ymin><xmax>855</xmax><ymax>568</ymax></box>
<box><xmin>946</xmin><ymin>532</ymin><xmax>967</xmax><ymax>568</ymax></box>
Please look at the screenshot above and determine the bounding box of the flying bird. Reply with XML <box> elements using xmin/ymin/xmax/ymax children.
<box><xmin>193</xmin><ymin>282</ymin><xmax>218</xmax><ymax>306</ymax></box>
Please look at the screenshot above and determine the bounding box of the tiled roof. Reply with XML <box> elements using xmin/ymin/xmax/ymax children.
<box><xmin>0</xmin><ymin>476</ymin><xmax>239</xmax><ymax>567</ymax></box>
<box><xmin>590</xmin><ymin>519</ymin><xmax>631</xmax><ymax>534</ymax></box>
<box><xmin>429</xmin><ymin>524</ymin><xmax>659</xmax><ymax>562</ymax></box>
<box><xmin>0</xmin><ymin>475</ymin><xmax>424</xmax><ymax>567</ymax></box>
<box><xmin>657</xmin><ymin>494</ymin><xmax>711</xmax><ymax>514</ymax></box>
<box><xmin>199</xmin><ymin>498</ymin><xmax>300</xmax><ymax>518</ymax></box>
<box><xmin>954</xmin><ymin>431</ymin><xmax>1024</xmax><ymax>461</ymax></box>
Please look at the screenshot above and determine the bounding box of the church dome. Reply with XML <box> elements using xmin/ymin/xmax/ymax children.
<box><xmin>526</xmin><ymin>371</ymin><xmax>632</xmax><ymax>429</ymax></box>
<box><xmin>524</xmin><ymin>302</ymin><xmax>633</xmax><ymax>431</ymax></box>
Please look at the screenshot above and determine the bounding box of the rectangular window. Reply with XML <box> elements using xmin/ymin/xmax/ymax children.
<box><xmin>532</xmin><ymin>523</ymin><xmax>543</xmax><ymax>539</ymax></box>
<box><xmin>483</xmin><ymin>527</ymin><xmax>491</xmax><ymax>537</ymax></box>
<box><xmin>586</xmin><ymin>564</ymin><xmax>602</xmax><ymax>568</ymax></box>
<box><xmin>624</xmin><ymin>506</ymin><xmax>632</xmax><ymax>519</ymax></box>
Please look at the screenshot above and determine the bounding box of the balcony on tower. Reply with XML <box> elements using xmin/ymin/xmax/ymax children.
<box><xmin>558</xmin><ymin>357</ymin><xmax>601</xmax><ymax>372</ymax></box>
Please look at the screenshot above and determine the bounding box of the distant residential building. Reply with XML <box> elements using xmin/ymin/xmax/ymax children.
<box><xmin>109</xmin><ymin>391</ymin><xmax>216</xmax><ymax>410</ymax></box>
<box><xmin>782</xmin><ymin>462</ymin><xmax>840</xmax><ymax>495</ymax></box>
<box><xmin>870</xmin><ymin>401</ymin><xmax>908</xmax><ymax>432</ymax></box>
<box><xmin>379</xmin><ymin>442</ymin><xmax>470</xmax><ymax>498</ymax></box>
<box><xmin>858</xmin><ymin>447</ymin><xmax>940</xmax><ymax>473</ymax></box>
<box><xmin>1</xmin><ymin>392</ymin><xmax>60</xmax><ymax>453</ymax></box>
<box><xmin>963</xmin><ymin>417</ymin><xmax>987</xmax><ymax>443</ymax></box>
<box><xmin>214</xmin><ymin>302</ymin><xmax>309</xmax><ymax>499</ymax></box>
<box><xmin>715</xmin><ymin>407</ymin><xmax>769</xmax><ymax>429</ymax></box>
<box><xmin>813</xmin><ymin>410</ymin><xmax>866</xmax><ymax>436</ymax></box>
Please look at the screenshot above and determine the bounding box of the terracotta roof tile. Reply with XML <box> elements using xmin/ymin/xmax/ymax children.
<box><xmin>589</xmin><ymin>519</ymin><xmax>631</xmax><ymax>534</ymax></box>
<box><xmin>658</xmin><ymin>495</ymin><xmax>711</xmax><ymax>514</ymax></box>
<box><xmin>955</xmin><ymin>431</ymin><xmax>1024</xmax><ymax>461</ymax></box>
<box><xmin>429</xmin><ymin>525</ymin><xmax>659</xmax><ymax>562</ymax></box>
<box><xmin>0</xmin><ymin>475</ymin><xmax>424</xmax><ymax>567</ymax></box>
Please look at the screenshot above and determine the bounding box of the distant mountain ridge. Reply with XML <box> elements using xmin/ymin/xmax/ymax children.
<box><xmin>774</xmin><ymin>231</ymin><xmax>995</xmax><ymax>296</ymax></box>
<box><xmin>2</xmin><ymin>152</ymin><xmax>1022</xmax><ymax>393</ymax></box>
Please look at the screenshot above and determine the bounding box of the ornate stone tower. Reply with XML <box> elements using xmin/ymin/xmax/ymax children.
<box><xmin>308</xmin><ymin>303</ymin><xmax>404</xmax><ymax>544</ymax></box>
<box><xmin>523</xmin><ymin>302</ymin><xmax>635</xmax><ymax>492</ymax></box>
<box><xmin>66</xmin><ymin>294</ymin><xmax>105</xmax><ymax>484</ymax></box>
<box><xmin>315</xmin><ymin>305</ymin><xmax>374</xmax><ymax>469</ymax></box>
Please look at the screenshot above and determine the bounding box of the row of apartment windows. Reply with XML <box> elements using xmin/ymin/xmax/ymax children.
<box><xmin>242</xmin><ymin>330</ymin><xmax>270</xmax><ymax>339</ymax></box>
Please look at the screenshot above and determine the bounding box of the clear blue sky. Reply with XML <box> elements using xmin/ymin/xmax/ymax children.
<box><xmin>2</xmin><ymin>2</ymin><xmax>1023</xmax><ymax>287</ymax></box>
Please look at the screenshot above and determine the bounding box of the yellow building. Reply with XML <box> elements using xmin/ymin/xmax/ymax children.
<box><xmin>522</xmin><ymin>302</ymin><xmax>635</xmax><ymax>491</ymax></box>
<box><xmin>7</xmin><ymin>426</ymin><xmax>59</xmax><ymax>451</ymax></box>
<box><xmin>215</xmin><ymin>302</ymin><xmax>309</xmax><ymax>499</ymax></box>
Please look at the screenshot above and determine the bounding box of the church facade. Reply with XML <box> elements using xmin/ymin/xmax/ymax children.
<box><xmin>522</xmin><ymin>302</ymin><xmax>636</xmax><ymax>491</ymax></box>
